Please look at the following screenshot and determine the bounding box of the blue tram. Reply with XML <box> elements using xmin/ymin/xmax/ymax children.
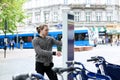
<box><xmin>0</xmin><ymin>28</ymin><xmax>96</xmax><ymax>49</ymax></box>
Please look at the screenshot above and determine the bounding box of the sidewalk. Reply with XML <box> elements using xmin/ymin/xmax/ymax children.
<box><xmin>1</xmin><ymin>45</ymin><xmax>120</xmax><ymax>80</ymax></box>
<box><xmin>0</xmin><ymin>48</ymin><xmax>35</xmax><ymax>59</ymax></box>
<box><xmin>0</xmin><ymin>49</ymin><xmax>36</xmax><ymax>80</ymax></box>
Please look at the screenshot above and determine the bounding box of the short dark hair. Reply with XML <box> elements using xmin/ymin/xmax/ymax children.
<box><xmin>36</xmin><ymin>24</ymin><xmax>48</xmax><ymax>33</ymax></box>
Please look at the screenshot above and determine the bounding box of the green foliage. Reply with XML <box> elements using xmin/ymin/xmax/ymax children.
<box><xmin>0</xmin><ymin>0</ymin><xmax>27</xmax><ymax>34</ymax></box>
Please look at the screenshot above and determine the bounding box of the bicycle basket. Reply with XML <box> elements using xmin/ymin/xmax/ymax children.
<box><xmin>104</xmin><ymin>63</ymin><xmax>120</xmax><ymax>80</ymax></box>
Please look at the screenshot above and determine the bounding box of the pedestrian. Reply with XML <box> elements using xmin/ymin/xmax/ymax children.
<box><xmin>102</xmin><ymin>38</ymin><xmax>104</xmax><ymax>44</ymax></box>
<box><xmin>110</xmin><ymin>38</ymin><xmax>113</xmax><ymax>46</ymax></box>
<box><xmin>94</xmin><ymin>38</ymin><xmax>97</xmax><ymax>47</ymax></box>
<box><xmin>20</xmin><ymin>38</ymin><xmax>24</xmax><ymax>50</ymax></box>
<box><xmin>11</xmin><ymin>39</ymin><xmax>15</xmax><ymax>50</ymax></box>
<box><xmin>32</xmin><ymin>24</ymin><xmax>62</xmax><ymax>80</ymax></box>
<box><xmin>9</xmin><ymin>40</ymin><xmax>14</xmax><ymax>50</ymax></box>
<box><xmin>9</xmin><ymin>40</ymin><xmax>12</xmax><ymax>50</ymax></box>
<box><xmin>116</xmin><ymin>39</ymin><xmax>120</xmax><ymax>46</ymax></box>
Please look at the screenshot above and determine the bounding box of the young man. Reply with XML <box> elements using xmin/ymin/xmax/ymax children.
<box><xmin>32</xmin><ymin>24</ymin><xmax>62</xmax><ymax>80</ymax></box>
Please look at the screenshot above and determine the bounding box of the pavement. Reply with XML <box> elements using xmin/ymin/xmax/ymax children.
<box><xmin>1</xmin><ymin>45</ymin><xmax>120</xmax><ymax>80</ymax></box>
<box><xmin>0</xmin><ymin>49</ymin><xmax>36</xmax><ymax>80</ymax></box>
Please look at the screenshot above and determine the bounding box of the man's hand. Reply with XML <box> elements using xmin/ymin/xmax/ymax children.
<box><xmin>56</xmin><ymin>51</ymin><xmax>62</xmax><ymax>57</ymax></box>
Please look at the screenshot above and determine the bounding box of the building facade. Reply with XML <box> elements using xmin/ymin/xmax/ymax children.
<box><xmin>23</xmin><ymin>0</ymin><xmax>120</xmax><ymax>43</ymax></box>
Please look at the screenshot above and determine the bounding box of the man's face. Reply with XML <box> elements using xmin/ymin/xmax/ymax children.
<box><xmin>41</xmin><ymin>26</ymin><xmax>49</xmax><ymax>37</ymax></box>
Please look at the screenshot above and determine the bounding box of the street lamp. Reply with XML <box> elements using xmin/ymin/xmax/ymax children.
<box><xmin>16</xmin><ymin>28</ymin><xmax>19</xmax><ymax>48</ymax></box>
<box><xmin>4</xmin><ymin>19</ymin><xmax>8</xmax><ymax>58</ymax></box>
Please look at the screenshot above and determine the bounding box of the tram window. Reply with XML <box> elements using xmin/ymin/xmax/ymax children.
<box><xmin>14</xmin><ymin>37</ymin><xmax>17</xmax><ymax>43</ymax></box>
<box><xmin>18</xmin><ymin>36</ymin><xmax>34</xmax><ymax>42</ymax></box>
<box><xmin>48</xmin><ymin>34</ymin><xmax>51</xmax><ymax>36</ymax></box>
<box><xmin>0</xmin><ymin>39</ymin><xmax>4</xmax><ymax>46</ymax></box>
<box><xmin>75</xmin><ymin>33</ymin><xmax>78</xmax><ymax>41</ymax></box>
<box><xmin>75</xmin><ymin>33</ymin><xmax>88</xmax><ymax>41</ymax></box>
<box><xmin>57</xmin><ymin>34</ymin><xmax>62</xmax><ymax>41</ymax></box>
<box><xmin>28</xmin><ymin>36</ymin><xmax>33</xmax><ymax>42</ymax></box>
<box><xmin>23</xmin><ymin>36</ymin><xmax>33</xmax><ymax>42</ymax></box>
<box><xmin>19</xmin><ymin>37</ymin><xmax>25</xmax><ymax>42</ymax></box>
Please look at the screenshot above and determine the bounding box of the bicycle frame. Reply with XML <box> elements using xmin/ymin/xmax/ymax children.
<box><xmin>53</xmin><ymin>61</ymin><xmax>111</xmax><ymax>80</ymax></box>
<box><xmin>87</xmin><ymin>56</ymin><xmax>120</xmax><ymax>80</ymax></box>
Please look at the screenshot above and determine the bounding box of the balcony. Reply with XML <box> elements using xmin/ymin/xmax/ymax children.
<box><xmin>69</xmin><ymin>4</ymin><xmax>106</xmax><ymax>10</ymax></box>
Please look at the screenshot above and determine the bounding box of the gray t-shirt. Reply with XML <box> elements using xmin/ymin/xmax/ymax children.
<box><xmin>32</xmin><ymin>36</ymin><xmax>62</xmax><ymax>66</ymax></box>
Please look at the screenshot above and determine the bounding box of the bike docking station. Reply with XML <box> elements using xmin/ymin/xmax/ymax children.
<box><xmin>62</xmin><ymin>11</ymin><xmax>74</xmax><ymax>80</ymax></box>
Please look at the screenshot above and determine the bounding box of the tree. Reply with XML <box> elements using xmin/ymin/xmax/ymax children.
<box><xmin>0</xmin><ymin>0</ymin><xmax>27</xmax><ymax>33</ymax></box>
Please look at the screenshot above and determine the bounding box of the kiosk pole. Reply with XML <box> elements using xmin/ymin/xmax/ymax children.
<box><xmin>62</xmin><ymin>11</ymin><xmax>74</xmax><ymax>80</ymax></box>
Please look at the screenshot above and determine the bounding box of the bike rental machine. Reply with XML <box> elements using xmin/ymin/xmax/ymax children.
<box><xmin>62</xmin><ymin>11</ymin><xmax>74</xmax><ymax>80</ymax></box>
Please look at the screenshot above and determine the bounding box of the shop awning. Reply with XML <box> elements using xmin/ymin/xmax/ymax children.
<box><xmin>107</xmin><ymin>30</ymin><xmax>120</xmax><ymax>34</ymax></box>
<box><xmin>98</xmin><ymin>27</ymin><xmax>106</xmax><ymax>32</ymax></box>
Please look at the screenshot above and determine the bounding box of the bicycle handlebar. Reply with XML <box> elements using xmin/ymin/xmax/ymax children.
<box><xmin>87</xmin><ymin>56</ymin><xmax>105</xmax><ymax>62</ymax></box>
<box><xmin>53</xmin><ymin>67</ymin><xmax>76</xmax><ymax>74</ymax></box>
<box><xmin>87</xmin><ymin>57</ymin><xmax>99</xmax><ymax>62</ymax></box>
<box><xmin>66</xmin><ymin>61</ymin><xmax>85</xmax><ymax>69</ymax></box>
<box><xmin>66</xmin><ymin>61</ymin><xmax>82</xmax><ymax>65</ymax></box>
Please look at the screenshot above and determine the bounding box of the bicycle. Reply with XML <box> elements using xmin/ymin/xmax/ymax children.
<box><xmin>53</xmin><ymin>61</ymin><xmax>111</xmax><ymax>80</ymax></box>
<box><xmin>12</xmin><ymin>73</ymin><xmax>45</xmax><ymax>80</ymax></box>
<box><xmin>87</xmin><ymin>56</ymin><xmax>120</xmax><ymax>80</ymax></box>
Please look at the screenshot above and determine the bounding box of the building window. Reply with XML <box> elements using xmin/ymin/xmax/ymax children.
<box><xmin>35</xmin><ymin>12</ymin><xmax>40</xmax><ymax>22</ymax></box>
<box><xmin>86</xmin><ymin>0</ymin><xmax>91</xmax><ymax>4</ymax></box>
<box><xmin>27</xmin><ymin>13</ymin><xmax>32</xmax><ymax>23</ymax></box>
<box><xmin>96</xmin><ymin>12</ymin><xmax>102</xmax><ymax>22</ymax></box>
<box><xmin>96</xmin><ymin>0</ymin><xmax>101</xmax><ymax>4</ymax></box>
<box><xmin>74</xmin><ymin>12</ymin><xmax>81</xmax><ymax>22</ymax></box>
<box><xmin>107</xmin><ymin>12</ymin><xmax>112</xmax><ymax>22</ymax></box>
<box><xmin>44</xmin><ymin>11</ymin><xmax>49</xmax><ymax>23</ymax></box>
<box><xmin>53</xmin><ymin>12</ymin><xmax>58</xmax><ymax>22</ymax></box>
<box><xmin>106</xmin><ymin>0</ymin><xmax>111</xmax><ymax>5</ymax></box>
<box><xmin>85</xmin><ymin>12</ymin><xmax>91</xmax><ymax>22</ymax></box>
